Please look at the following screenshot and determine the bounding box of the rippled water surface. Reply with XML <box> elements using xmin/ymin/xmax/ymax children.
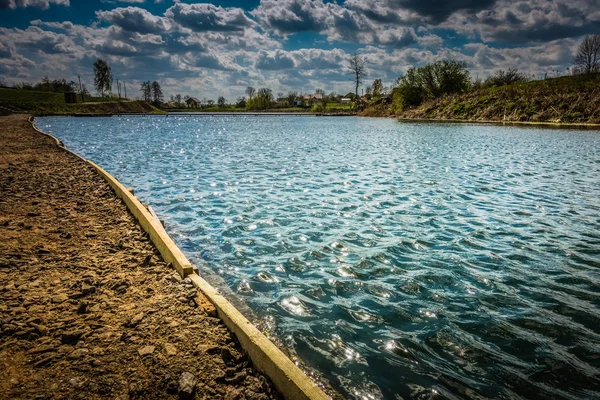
<box><xmin>41</xmin><ymin>116</ymin><xmax>600</xmax><ymax>399</ymax></box>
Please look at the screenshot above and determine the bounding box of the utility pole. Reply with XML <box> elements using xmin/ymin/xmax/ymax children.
<box><xmin>124</xmin><ymin>82</ymin><xmax>127</xmax><ymax>99</ymax></box>
<box><xmin>78</xmin><ymin>75</ymin><xmax>85</xmax><ymax>102</ymax></box>
<box><xmin>117</xmin><ymin>78</ymin><xmax>121</xmax><ymax>100</ymax></box>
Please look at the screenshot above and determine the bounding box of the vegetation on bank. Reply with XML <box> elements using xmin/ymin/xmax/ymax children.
<box><xmin>358</xmin><ymin>34</ymin><xmax>600</xmax><ymax>124</ymax></box>
<box><xmin>360</xmin><ymin>73</ymin><xmax>600</xmax><ymax>124</ymax></box>
<box><xmin>0</xmin><ymin>88</ymin><xmax>163</xmax><ymax>115</ymax></box>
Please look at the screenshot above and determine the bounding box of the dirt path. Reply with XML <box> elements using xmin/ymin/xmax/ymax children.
<box><xmin>0</xmin><ymin>114</ymin><xmax>280</xmax><ymax>400</ymax></box>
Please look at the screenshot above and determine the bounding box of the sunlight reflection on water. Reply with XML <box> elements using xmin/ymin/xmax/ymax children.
<box><xmin>42</xmin><ymin>116</ymin><xmax>600</xmax><ymax>399</ymax></box>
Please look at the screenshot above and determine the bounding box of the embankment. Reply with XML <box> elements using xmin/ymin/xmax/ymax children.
<box><xmin>0</xmin><ymin>88</ymin><xmax>163</xmax><ymax>115</ymax></box>
<box><xmin>360</xmin><ymin>74</ymin><xmax>600</xmax><ymax>125</ymax></box>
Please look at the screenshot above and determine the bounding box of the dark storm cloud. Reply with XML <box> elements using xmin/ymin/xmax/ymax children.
<box><xmin>166</xmin><ymin>2</ymin><xmax>254</xmax><ymax>32</ymax></box>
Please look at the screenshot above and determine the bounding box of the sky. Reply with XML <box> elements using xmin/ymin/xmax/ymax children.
<box><xmin>0</xmin><ymin>0</ymin><xmax>598</xmax><ymax>100</ymax></box>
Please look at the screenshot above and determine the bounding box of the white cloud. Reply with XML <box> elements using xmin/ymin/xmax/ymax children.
<box><xmin>0</xmin><ymin>0</ymin><xmax>69</xmax><ymax>9</ymax></box>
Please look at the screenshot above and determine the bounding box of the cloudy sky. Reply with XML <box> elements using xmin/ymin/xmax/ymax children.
<box><xmin>0</xmin><ymin>0</ymin><xmax>598</xmax><ymax>100</ymax></box>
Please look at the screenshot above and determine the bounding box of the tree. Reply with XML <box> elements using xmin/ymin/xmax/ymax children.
<box><xmin>371</xmin><ymin>79</ymin><xmax>383</xmax><ymax>98</ymax></box>
<box><xmin>140</xmin><ymin>81</ymin><xmax>152</xmax><ymax>103</ymax></box>
<box><xmin>236</xmin><ymin>97</ymin><xmax>247</xmax><ymax>108</ymax></box>
<box><xmin>245</xmin><ymin>86</ymin><xmax>256</xmax><ymax>99</ymax></box>
<box><xmin>93</xmin><ymin>59</ymin><xmax>112</xmax><ymax>97</ymax></box>
<box><xmin>151</xmin><ymin>81</ymin><xmax>163</xmax><ymax>105</ymax></box>
<box><xmin>287</xmin><ymin>91</ymin><xmax>298</xmax><ymax>106</ymax></box>
<box><xmin>246</xmin><ymin>88</ymin><xmax>273</xmax><ymax>110</ymax></box>
<box><xmin>574</xmin><ymin>34</ymin><xmax>600</xmax><ymax>74</ymax></box>
<box><xmin>217</xmin><ymin>96</ymin><xmax>226</xmax><ymax>107</ymax></box>
<box><xmin>394</xmin><ymin>60</ymin><xmax>470</xmax><ymax>109</ymax></box>
<box><xmin>347</xmin><ymin>54</ymin><xmax>366</xmax><ymax>99</ymax></box>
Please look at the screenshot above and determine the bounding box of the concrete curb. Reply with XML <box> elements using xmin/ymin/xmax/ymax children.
<box><xmin>29</xmin><ymin>116</ymin><xmax>330</xmax><ymax>400</ymax></box>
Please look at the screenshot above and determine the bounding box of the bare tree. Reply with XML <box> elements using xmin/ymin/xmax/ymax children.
<box><xmin>245</xmin><ymin>86</ymin><xmax>256</xmax><ymax>99</ymax></box>
<box><xmin>574</xmin><ymin>34</ymin><xmax>600</xmax><ymax>74</ymax></box>
<box><xmin>347</xmin><ymin>54</ymin><xmax>366</xmax><ymax>99</ymax></box>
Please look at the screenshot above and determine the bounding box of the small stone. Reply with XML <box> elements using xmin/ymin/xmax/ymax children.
<box><xmin>51</xmin><ymin>294</ymin><xmax>68</xmax><ymax>304</ymax></box>
<box><xmin>142</xmin><ymin>254</ymin><xmax>153</xmax><ymax>267</ymax></box>
<box><xmin>61</xmin><ymin>331</ymin><xmax>83</xmax><ymax>345</ymax></box>
<box><xmin>81</xmin><ymin>284</ymin><xmax>95</xmax><ymax>295</ymax></box>
<box><xmin>58</xmin><ymin>345</ymin><xmax>74</xmax><ymax>354</ymax></box>
<box><xmin>164</xmin><ymin>343</ymin><xmax>177</xmax><ymax>356</ymax></box>
<box><xmin>128</xmin><ymin>312</ymin><xmax>145</xmax><ymax>327</ymax></box>
<box><xmin>29</xmin><ymin>345</ymin><xmax>56</xmax><ymax>355</ymax></box>
<box><xmin>69</xmin><ymin>377</ymin><xmax>85</xmax><ymax>388</ymax></box>
<box><xmin>33</xmin><ymin>354</ymin><xmax>56</xmax><ymax>368</ymax></box>
<box><xmin>221</xmin><ymin>347</ymin><xmax>237</xmax><ymax>365</ymax></box>
<box><xmin>68</xmin><ymin>348</ymin><xmax>89</xmax><ymax>360</ymax></box>
<box><xmin>167</xmin><ymin>273</ymin><xmax>182</xmax><ymax>283</ymax></box>
<box><xmin>138</xmin><ymin>345</ymin><xmax>155</xmax><ymax>356</ymax></box>
<box><xmin>178</xmin><ymin>372</ymin><xmax>196</xmax><ymax>400</ymax></box>
<box><xmin>76</xmin><ymin>302</ymin><xmax>88</xmax><ymax>314</ymax></box>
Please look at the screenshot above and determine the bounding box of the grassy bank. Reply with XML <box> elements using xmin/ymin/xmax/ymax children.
<box><xmin>0</xmin><ymin>88</ymin><xmax>164</xmax><ymax>115</ymax></box>
<box><xmin>361</xmin><ymin>74</ymin><xmax>600</xmax><ymax>125</ymax></box>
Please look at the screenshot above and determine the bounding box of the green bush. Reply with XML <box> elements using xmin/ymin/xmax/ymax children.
<box><xmin>395</xmin><ymin>60</ymin><xmax>471</xmax><ymax>108</ymax></box>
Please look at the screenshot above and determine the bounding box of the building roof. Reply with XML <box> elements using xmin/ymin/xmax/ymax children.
<box><xmin>186</xmin><ymin>97</ymin><xmax>201</xmax><ymax>103</ymax></box>
<box><xmin>303</xmin><ymin>93</ymin><xmax>323</xmax><ymax>100</ymax></box>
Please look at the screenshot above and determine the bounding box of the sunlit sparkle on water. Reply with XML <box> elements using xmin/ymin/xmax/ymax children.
<box><xmin>41</xmin><ymin>116</ymin><xmax>600</xmax><ymax>399</ymax></box>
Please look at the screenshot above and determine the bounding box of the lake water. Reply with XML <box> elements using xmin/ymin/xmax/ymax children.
<box><xmin>39</xmin><ymin>116</ymin><xmax>600</xmax><ymax>399</ymax></box>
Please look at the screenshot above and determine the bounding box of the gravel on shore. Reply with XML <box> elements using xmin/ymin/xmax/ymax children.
<box><xmin>0</xmin><ymin>114</ymin><xmax>281</xmax><ymax>400</ymax></box>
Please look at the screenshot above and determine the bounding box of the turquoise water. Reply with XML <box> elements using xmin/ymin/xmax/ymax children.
<box><xmin>40</xmin><ymin>116</ymin><xmax>600</xmax><ymax>399</ymax></box>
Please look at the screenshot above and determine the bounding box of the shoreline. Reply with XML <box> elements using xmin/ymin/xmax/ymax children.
<box><xmin>0</xmin><ymin>114</ymin><xmax>329</xmax><ymax>400</ymax></box>
<box><xmin>33</xmin><ymin>112</ymin><xmax>600</xmax><ymax>129</ymax></box>
<box><xmin>396</xmin><ymin>117</ymin><xmax>600</xmax><ymax>129</ymax></box>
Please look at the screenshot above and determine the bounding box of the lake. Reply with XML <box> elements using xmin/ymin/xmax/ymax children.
<box><xmin>39</xmin><ymin>116</ymin><xmax>600</xmax><ymax>399</ymax></box>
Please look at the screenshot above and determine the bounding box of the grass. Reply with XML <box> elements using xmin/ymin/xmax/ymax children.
<box><xmin>0</xmin><ymin>87</ymin><xmax>164</xmax><ymax>115</ymax></box>
<box><xmin>361</xmin><ymin>74</ymin><xmax>600</xmax><ymax>125</ymax></box>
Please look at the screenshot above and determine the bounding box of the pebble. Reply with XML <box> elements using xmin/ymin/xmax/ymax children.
<box><xmin>138</xmin><ymin>345</ymin><xmax>155</xmax><ymax>356</ymax></box>
<box><xmin>51</xmin><ymin>294</ymin><xmax>68</xmax><ymax>304</ymax></box>
<box><xmin>81</xmin><ymin>284</ymin><xmax>95</xmax><ymax>295</ymax></box>
<box><xmin>178</xmin><ymin>372</ymin><xmax>196</xmax><ymax>400</ymax></box>
<box><xmin>128</xmin><ymin>312</ymin><xmax>145</xmax><ymax>327</ymax></box>
<box><xmin>164</xmin><ymin>343</ymin><xmax>177</xmax><ymax>356</ymax></box>
<box><xmin>68</xmin><ymin>348</ymin><xmax>89</xmax><ymax>360</ymax></box>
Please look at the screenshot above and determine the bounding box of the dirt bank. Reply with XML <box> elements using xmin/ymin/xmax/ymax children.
<box><xmin>0</xmin><ymin>114</ymin><xmax>280</xmax><ymax>400</ymax></box>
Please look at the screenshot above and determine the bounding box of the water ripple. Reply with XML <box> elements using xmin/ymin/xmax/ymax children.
<box><xmin>42</xmin><ymin>116</ymin><xmax>600</xmax><ymax>399</ymax></box>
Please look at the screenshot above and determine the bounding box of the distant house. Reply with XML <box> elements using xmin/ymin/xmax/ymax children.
<box><xmin>340</xmin><ymin>97</ymin><xmax>352</xmax><ymax>104</ymax></box>
<box><xmin>302</xmin><ymin>93</ymin><xmax>323</xmax><ymax>101</ymax></box>
<box><xmin>186</xmin><ymin>97</ymin><xmax>201</xmax><ymax>108</ymax></box>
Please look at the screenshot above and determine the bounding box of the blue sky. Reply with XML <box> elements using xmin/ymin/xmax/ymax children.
<box><xmin>0</xmin><ymin>0</ymin><xmax>598</xmax><ymax>100</ymax></box>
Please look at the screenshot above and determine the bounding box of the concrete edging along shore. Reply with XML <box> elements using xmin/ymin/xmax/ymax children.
<box><xmin>29</xmin><ymin>116</ymin><xmax>330</xmax><ymax>400</ymax></box>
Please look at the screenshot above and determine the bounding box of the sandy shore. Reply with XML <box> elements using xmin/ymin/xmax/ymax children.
<box><xmin>0</xmin><ymin>114</ymin><xmax>280</xmax><ymax>400</ymax></box>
